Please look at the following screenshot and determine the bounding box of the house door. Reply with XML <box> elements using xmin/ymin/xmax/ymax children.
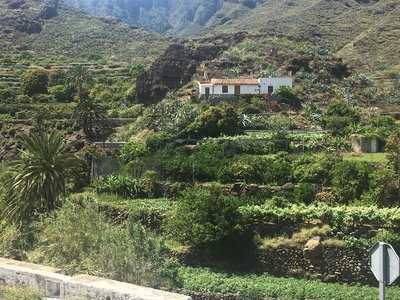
<box><xmin>268</xmin><ymin>86</ymin><xmax>274</xmax><ymax>94</ymax></box>
<box><xmin>234</xmin><ymin>85</ymin><xmax>241</xmax><ymax>96</ymax></box>
<box><xmin>205</xmin><ymin>87</ymin><xmax>210</xmax><ymax>98</ymax></box>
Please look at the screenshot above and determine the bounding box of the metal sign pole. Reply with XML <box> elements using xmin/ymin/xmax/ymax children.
<box><xmin>379</xmin><ymin>281</ymin><xmax>385</xmax><ymax>300</ymax></box>
<box><xmin>379</xmin><ymin>242</ymin><xmax>386</xmax><ymax>300</ymax></box>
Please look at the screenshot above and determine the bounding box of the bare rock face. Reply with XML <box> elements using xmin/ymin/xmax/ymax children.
<box><xmin>39</xmin><ymin>0</ymin><xmax>59</xmax><ymax>20</ymax></box>
<box><xmin>304</xmin><ymin>236</ymin><xmax>322</xmax><ymax>259</ymax></box>
<box><xmin>136</xmin><ymin>32</ymin><xmax>247</xmax><ymax>105</ymax></box>
<box><xmin>0</xmin><ymin>0</ymin><xmax>58</xmax><ymax>35</ymax></box>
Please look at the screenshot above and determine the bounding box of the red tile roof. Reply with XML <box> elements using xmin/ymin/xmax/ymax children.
<box><xmin>198</xmin><ymin>78</ymin><xmax>260</xmax><ymax>85</ymax></box>
<box><xmin>210</xmin><ymin>78</ymin><xmax>259</xmax><ymax>85</ymax></box>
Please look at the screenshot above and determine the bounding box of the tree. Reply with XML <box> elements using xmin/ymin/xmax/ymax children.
<box><xmin>3</xmin><ymin>132</ymin><xmax>80</xmax><ymax>223</ymax></box>
<box><xmin>167</xmin><ymin>186</ymin><xmax>252</xmax><ymax>257</ymax></box>
<box><xmin>21</xmin><ymin>69</ymin><xmax>49</xmax><ymax>96</ymax></box>
<box><xmin>72</xmin><ymin>97</ymin><xmax>107</xmax><ymax>138</ymax></box>
<box><xmin>66</xmin><ymin>65</ymin><xmax>91</xmax><ymax>99</ymax></box>
<box><xmin>275</xmin><ymin>86</ymin><xmax>302</xmax><ymax>110</ymax></box>
<box><xmin>331</xmin><ymin>161</ymin><xmax>370</xmax><ymax>203</ymax></box>
<box><xmin>322</xmin><ymin>101</ymin><xmax>360</xmax><ymax>134</ymax></box>
<box><xmin>184</xmin><ymin>104</ymin><xmax>242</xmax><ymax>139</ymax></box>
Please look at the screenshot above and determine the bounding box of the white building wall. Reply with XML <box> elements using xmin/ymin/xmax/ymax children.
<box><xmin>198</xmin><ymin>78</ymin><xmax>293</xmax><ymax>97</ymax></box>
<box><xmin>212</xmin><ymin>85</ymin><xmax>235</xmax><ymax>95</ymax></box>
<box><xmin>198</xmin><ymin>84</ymin><xmax>260</xmax><ymax>96</ymax></box>
<box><xmin>239</xmin><ymin>85</ymin><xmax>260</xmax><ymax>95</ymax></box>
<box><xmin>259</xmin><ymin>77</ymin><xmax>293</xmax><ymax>94</ymax></box>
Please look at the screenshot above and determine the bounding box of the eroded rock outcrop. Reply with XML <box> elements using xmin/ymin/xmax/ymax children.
<box><xmin>136</xmin><ymin>32</ymin><xmax>247</xmax><ymax>104</ymax></box>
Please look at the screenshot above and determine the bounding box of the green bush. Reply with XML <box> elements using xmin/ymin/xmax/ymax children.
<box><xmin>322</xmin><ymin>101</ymin><xmax>360</xmax><ymax>134</ymax></box>
<box><xmin>362</xmin><ymin>167</ymin><xmax>400</xmax><ymax>207</ymax></box>
<box><xmin>275</xmin><ymin>86</ymin><xmax>301</xmax><ymax>109</ymax></box>
<box><xmin>0</xmin><ymin>287</ymin><xmax>43</xmax><ymax>300</ymax></box>
<box><xmin>293</xmin><ymin>153</ymin><xmax>339</xmax><ymax>184</ymax></box>
<box><xmin>118</xmin><ymin>104</ymin><xmax>144</xmax><ymax>118</ymax></box>
<box><xmin>331</xmin><ymin>161</ymin><xmax>371</xmax><ymax>203</ymax></box>
<box><xmin>30</xmin><ymin>200</ymin><xmax>174</xmax><ymax>288</ymax></box>
<box><xmin>219</xmin><ymin>153</ymin><xmax>292</xmax><ymax>185</ymax></box>
<box><xmin>293</xmin><ymin>183</ymin><xmax>316</xmax><ymax>204</ymax></box>
<box><xmin>120</xmin><ymin>139</ymin><xmax>148</xmax><ymax>163</ymax></box>
<box><xmin>167</xmin><ymin>186</ymin><xmax>250</xmax><ymax>254</ymax></box>
<box><xmin>185</xmin><ymin>104</ymin><xmax>242</xmax><ymax>139</ymax></box>
<box><xmin>21</xmin><ymin>69</ymin><xmax>49</xmax><ymax>96</ymax></box>
<box><xmin>0</xmin><ymin>221</ymin><xmax>25</xmax><ymax>259</ymax></box>
<box><xmin>94</xmin><ymin>175</ymin><xmax>160</xmax><ymax>199</ymax></box>
<box><xmin>49</xmin><ymin>85</ymin><xmax>74</xmax><ymax>102</ymax></box>
<box><xmin>0</xmin><ymin>113</ymin><xmax>13</xmax><ymax>121</ymax></box>
<box><xmin>373</xmin><ymin>229</ymin><xmax>400</xmax><ymax>249</ymax></box>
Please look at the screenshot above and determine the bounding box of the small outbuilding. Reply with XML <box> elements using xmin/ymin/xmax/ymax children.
<box><xmin>350</xmin><ymin>134</ymin><xmax>385</xmax><ymax>153</ymax></box>
<box><xmin>197</xmin><ymin>77</ymin><xmax>293</xmax><ymax>99</ymax></box>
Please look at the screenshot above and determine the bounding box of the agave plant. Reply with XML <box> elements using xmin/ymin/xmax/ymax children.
<box><xmin>3</xmin><ymin>132</ymin><xmax>81</xmax><ymax>223</ymax></box>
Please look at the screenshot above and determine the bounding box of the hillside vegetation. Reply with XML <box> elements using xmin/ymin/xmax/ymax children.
<box><xmin>58</xmin><ymin>0</ymin><xmax>400</xmax><ymax>77</ymax></box>
<box><xmin>0</xmin><ymin>0</ymin><xmax>169</xmax><ymax>65</ymax></box>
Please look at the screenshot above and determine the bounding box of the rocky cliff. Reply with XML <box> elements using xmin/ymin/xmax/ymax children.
<box><xmin>136</xmin><ymin>32</ymin><xmax>247</xmax><ymax>104</ymax></box>
<box><xmin>61</xmin><ymin>0</ymin><xmax>263</xmax><ymax>35</ymax></box>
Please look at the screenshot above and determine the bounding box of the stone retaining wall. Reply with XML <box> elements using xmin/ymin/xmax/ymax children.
<box><xmin>0</xmin><ymin>258</ymin><xmax>191</xmax><ymax>300</ymax></box>
<box><xmin>259</xmin><ymin>245</ymin><xmax>374</xmax><ymax>284</ymax></box>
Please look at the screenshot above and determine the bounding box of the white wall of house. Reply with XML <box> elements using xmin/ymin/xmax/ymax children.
<box><xmin>198</xmin><ymin>83</ymin><xmax>213</xmax><ymax>95</ymax></box>
<box><xmin>198</xmin><ymin>77</ymin><xmax>293</xmax><ymax>97</ymax></box>
<box><xmin>259</xmin><ymin>77</ymin><xmax>292</xmax><ymax>94</ymax></box>
<box><xmin>238</xmin><ymin>84</ymin><xmax>260</xmax><ymax>95</ymax></box>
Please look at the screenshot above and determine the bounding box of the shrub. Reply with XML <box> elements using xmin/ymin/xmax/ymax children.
<box><xmin>118</xmin><ymin>104</ymin><xmax>144</xmax><ymax>118</ymax></box>
<box><xmin>293</xmin><ymin>183</ymin><xmax>316</xmax><ymax>204</ymax></box>
<box><xmin>94</xmin><ymin>175</ymin><xmax>160</xmax><ymax>199</ymax></box>
<box><xmin>293</xmin><ymin>153</ymin><xmax>339</xmax><ymax>184</ymax></box>
<box><xmin>120</xmin><ymin>139</ymin><xmax>148</xmax><ymax>163</ymax></box>
<box><xmin>145</xmin><ymin>132</ymin><xmax>171</xmax><ymax>153</ymax></box>
<box><xmin>49</xmin><ymin>85</ymin><xmax>73</xmax><ymax>102</ymax></box>
<box><xmin>30</xmin><ymin>200</ymin><xmax>174</xmax><ymax>288</ymax></box>
<box><xmin>185</xmin><ymin>105</ymin><xmax>242</xmax><ymax>139</ymax></box>
<box><xmin>0</xmin><ymin>287</ymin><xmax>43</xmax><ymax>300</ymax></box>
<box><xmin>322</xmin><ymin>101</ymin><xmax>360</xmax><ymax>134</ymax></box>
<box><xmin>219</xmin><ymin>153</ymin><xmax>292</xmax><ymax>185</ymax></box>
<box><xmin>0</xmin><ymin>113</ymin><xmax>12</xmax><ymax>121</ymax></box>
<box><xmin>21</xmin><ymin>69</ymin><xmax>49</xmax><ymax>96</ymax></box>
<box><xmin>362</xmin><ymin>168</ymin><xmax>400</xmax><ymax>207</ymax></box>
<box><xmin>331</xmin><ymin>161</ymin><xmax>371</xmax><ymax>203</ymax></box>
<box><xmin>386</xmin><ymin>131</ymin><xmax>400</xmax><ymax>176</ymax></box>
<box><xmin>373</xmin><ymin>229</ymin><xmax>400</xmax><ymax>249</ymax></box>
<box><xmin>167</xmin><ymin>186</ymin><xmax>250</xmax><ymax>255</ymax></box>
<box><xmin>275</xmin><ymin>86</ymin><xmax>301</xmax><ymax>109</ymax></box>
<box><xmin>0</xmin><ymin>221</ymin><xmax>25</xmax><ymax>259</ymax></box>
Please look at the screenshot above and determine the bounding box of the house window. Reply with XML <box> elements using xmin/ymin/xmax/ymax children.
<box><xmin>222</xmin><ymin>85</ymin><xmax>229</xmax><ymax>93</ymax></box>
<box><xmin>268</xmin><ymin>86</ymin><xmax>274</xmax><ymax>94</ymax></box>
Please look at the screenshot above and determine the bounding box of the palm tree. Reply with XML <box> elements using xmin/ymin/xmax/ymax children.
<box><xmin>66</xmin><ymin>65</ymin><xmax>91</xmax><ymax>99</ymax></box>
<box><xmin>72</xmin><ymin>97</ymin><xmax>107</xmax><ymax>138</ymax></box>
<box><xmin>3</xmin><ymin>132</ymin><xmax>81</xmax><ymax>223</ymax></box>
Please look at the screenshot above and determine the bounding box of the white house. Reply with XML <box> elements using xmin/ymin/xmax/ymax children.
<box><xmin>197</xmin><ymin>77</ymin><xmax>293</xmax><ymax>99</ymax></box>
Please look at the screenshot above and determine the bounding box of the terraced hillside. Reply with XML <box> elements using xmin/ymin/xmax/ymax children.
<box><xmin>0</xmin><ymin>0</ymin><xmax>170</xmax><ymax>90</ymax></box>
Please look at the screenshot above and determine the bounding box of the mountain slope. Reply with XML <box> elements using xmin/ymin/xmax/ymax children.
<box><xmin>208</xmin><ymin>0</ymin><xmax>400</xmax><ymax>76</ymax></box>
<box><xmin>0</xmin><ymin>0</ymin><xmax>169</xmax><ymax>65</ymax></box>
<box><xmin>61</xmin><ymin>0</ymin><xmax>264</xmax><ymax>36</ymax></box>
